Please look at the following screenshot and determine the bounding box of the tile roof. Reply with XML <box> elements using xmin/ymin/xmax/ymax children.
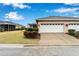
<box><xmin>36</xmin><ymin>16</ymin><xmax>79</xmax><ymax>21</ymax></box>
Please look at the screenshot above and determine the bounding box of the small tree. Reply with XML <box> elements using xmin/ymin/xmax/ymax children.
<box><xmin>68</xmin><ymin>29</ymin><xmax>75</xmax><ymax>36</ymax></box>
<box><xmin>75</xmin><ymin>31</ymin><xmax>79</xmax><ymax>38</ymax></box>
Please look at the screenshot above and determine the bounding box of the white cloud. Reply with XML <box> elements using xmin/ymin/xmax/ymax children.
<box><xmin>54</xmin><ymin>8</ymin><xmax>79</xmax><ymax>13</ymax></box>
<box><xmin>3</xmin><ymin>3</ymin><xmax>31</xmax><ymax>9</ymax></box>
<box><xmin>3</xmin><ymin>3</ymin><xmax>10</xmax><ymax>5</ymax></box>
<box><xmin>4</xmin><ymin>12</ymin><xmax>25</xmax><ymax>20</ymax></box>
<box><xmin>72</xmin><ymin>15</ymin><xmax>79</xmax><ymax>17</ymax></box>
<box><xmin>74</xmin><ymin>12</ymin><xmax>79</xmax><ymax>15</ymax></box>
<box><xmin>45</xmin><ymin>7</ymin><xmax>79</xmax><ymax>17</ymax></box>
<box><xmin>64</xmin><ymin>3</ymin><xmax>79</xmax><ymax>6</ymax></box>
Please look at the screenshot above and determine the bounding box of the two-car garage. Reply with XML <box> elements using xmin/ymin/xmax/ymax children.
<box><xmin>38</xmin><ymin>23</ymin><xmax>79</xmax><ymax>33</ymax></box>
<box><xmin>36</xmin><ymin>16</ymin><xmax>79</xmax><ymax>33</ymax></box>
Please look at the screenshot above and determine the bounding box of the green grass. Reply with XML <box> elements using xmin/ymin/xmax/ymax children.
<box><xmin>0</xmin><ymin>31</ymin><xmax>39</xmax><ymax>44</ymax></box>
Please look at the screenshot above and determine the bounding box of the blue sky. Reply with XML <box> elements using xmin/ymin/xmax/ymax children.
<box><xmin>0</xmin><ymin>3</ymin><xmax>79</xmax><ymax>25</ymax></box>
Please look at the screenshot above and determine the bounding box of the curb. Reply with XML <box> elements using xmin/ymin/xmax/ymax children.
<box><xmin>0</xmin><ymin>44</ymin><xmax>79</xmax><ymax>48</ymax></box>
<box><xmin>0</xmin><ymin>44</ymin><xmax>24</xmax><ymax>48</ymax></box>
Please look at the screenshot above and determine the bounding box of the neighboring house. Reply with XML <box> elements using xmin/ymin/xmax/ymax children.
<box><xmin>0</xmin><ymin>21</ymin><xmax>24</xmax><ymax>31</ymax></box>
<box><xmin>27</xmin><ymin>24</ymin><xmax>37</xmax><ymax>28</ymax></box>
<box><xmin>16</xmin><ymin>24</ymin><xmax>25</xmax><ymax>29</ymax></box>
<box><xmin>36</xmin><ymin>16</ymin><xmax>79</xmax><ymax>33</ymax></box>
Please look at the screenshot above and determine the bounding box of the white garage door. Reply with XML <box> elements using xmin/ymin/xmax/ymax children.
<box><xmin>39</xmin><ymin>23</ymin><xmax>64</xmax><ymax>33</ymax></box>
<box><xmin>68</xmin><ymin>24</ymin><xmax>79</xmax><ymax>31</ymax></box>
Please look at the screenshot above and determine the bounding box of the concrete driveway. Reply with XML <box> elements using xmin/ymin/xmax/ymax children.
<box><xmin>39</xmin><ymin>33</ymin><xmax>79</xmax><ymax>45</ymax></box>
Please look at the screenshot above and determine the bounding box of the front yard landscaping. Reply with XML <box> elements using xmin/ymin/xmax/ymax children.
<box><xmin>68</xmin><ymin>29</ymin><xmax>79</xmax><ymax>39</ymax></box>
<box><xmin>0</xmin><ymin>31</ymin><xmax>39</xmax><ymax>44</ymax></box>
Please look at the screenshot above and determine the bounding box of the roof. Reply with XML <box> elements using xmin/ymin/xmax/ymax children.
<box><xmin>0</xmin><ymin>21</ymin><xmax>24</xmax><ymax>27</ymax></box>
<box><xmin>36</xmin><ymin>16</ymin><xmax>79</xmax><ymax>21</ymax></box>
<box><xmin>28</xmin><ymin>23</ymin><xmax>37</xmax><ymax>26</ymax></box>
<box><xmin>0</xmin><ymin>21</ymin><xmax>16</xmax><ymax>25</ymax></box>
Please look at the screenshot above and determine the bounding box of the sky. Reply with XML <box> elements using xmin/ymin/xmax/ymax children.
<box><xmin>0</xmin><ymin>3</ymin><xmax>79</xmax><ymax>25</ymax></box>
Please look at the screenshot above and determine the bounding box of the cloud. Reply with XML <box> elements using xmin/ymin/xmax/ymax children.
<box><xmin>4</xmin><ymin>12</ymin><xmax>25</xmax><ymax>20</ymax></box>
<box><xmin>45</xmin><ymin>7</ymin><xmax>79</xmax><ymax>17</ymax></box>
<box><xmin>64</xmin><ymin>3</ymin><xmax>79</xmax><ymax>6</ymax></box>
<box><xmin>3</xmin><ymin>3</ymin><xmax>31</xmax><ymax>9</ymax></box>
<box><xmin>54</xmin><ymin>8</ymin><xmax>79</xmax><ymax>13</ymax></box>
<box><xmin>71</xmin><ymin>14</ymin><xmax>79</xmax><ymax>17</ymax></box>
<box><xmin>72</xmin><ymin>16</ymin><xmax>79</xmax><ymax>17</ymax></box>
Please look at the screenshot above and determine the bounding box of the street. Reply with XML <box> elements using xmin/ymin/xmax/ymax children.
<box><xmin>0</xmin><ymin>46</ymin><xmax>79</xmax><ymax>56</ymax></box>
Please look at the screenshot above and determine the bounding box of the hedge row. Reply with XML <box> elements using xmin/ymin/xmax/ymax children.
<box><xmin>26</xmin><ymin>28</ymin><xmax>38</xmax><ymax>32</ymax></box>
<box><xmin>23</xmin><ymin>31</ymin><xmax>40</xmax><ymax>39</ymax></box>
<box><xmin>68</xmin><ymin>29</ymin><xmax>79</xmax><ymax>38</ymax></box>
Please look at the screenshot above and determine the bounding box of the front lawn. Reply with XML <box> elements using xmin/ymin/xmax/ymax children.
<box><xmin>0</xmin><ymin>31</ymin><xmax>39</xmax><ymax>44</ymax></box>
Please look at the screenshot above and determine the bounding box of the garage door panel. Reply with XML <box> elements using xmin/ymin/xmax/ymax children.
<box><xmin>39</xmin><ymin>24</ymin><xmax>64</xmax><ymax>33</ymax></box>
<box><xmin>68</xmin><ymin>25</ymin><xmax>79</xmax><ymax>31</ymax></box>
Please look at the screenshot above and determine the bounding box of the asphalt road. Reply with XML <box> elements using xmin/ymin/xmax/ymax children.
<box><xmin>0</xmin><ymin>46</ymin><xmax>79</xmax><ymax>56</ymax></box>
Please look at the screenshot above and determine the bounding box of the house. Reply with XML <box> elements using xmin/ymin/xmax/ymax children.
<box><xmin>0</xmin><ymin>21</ymin><xmax>24</xmax><ymax>31</ymax></box>
<box><xmin>36</xmin><ymin>16</ymin><xmax>79</xmax><ymax>33</ymax></box>
<box><xmin>16</xmin><ymin>24</ymin><xmax>25</xmax><ymax>29</ymax></box>
<box><xmin>27</xmin><ymin>24</ymin><xmax>37</xmax><ymax>28</ymax></box>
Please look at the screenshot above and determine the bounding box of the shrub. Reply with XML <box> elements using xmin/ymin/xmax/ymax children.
<box><xmin>0</xmin><ymin>28</ymin><xmax>4</xmax><ymax>32</ymax></box>
<box><xmin>33</xmin><ymin>28</ymin><xmax>38</xmax><ymax>31</ymax></box>
<box><xmin>27</xmin><ymin>28</ymin><xmax>33</xmax><ymax>31</ymax></box>
<box><xmin>75</xmin><ymin>31</ymin><xmax>79</xmax><ymax>38</ymax></box>
<box><xmin>15</xmin><ymin>28</ymin><xmax>21</xmax><ymax>30</ymax></box>
<box><xmin>25</xmin><ymin>28</ymin><xmax>28</xmax><ymax>31</ymax></box>
<box><xmin>27</xmin><ymin>28</ymin><xmax>38</xmax><ymax>32</ymax></box>
<box><xmin>20</xmin><ymin>27</ymin><xmax>26</xmax><ymax>30</ymax></box>
<box><xmin>23</xmin><ymin>31</ymin><xmax>39</xmax><ymax>39</ymax></box>
<box><xmin>68</xmin><ymin>29</ymin><xmax>75</xmax><ymax>36</ymax></box>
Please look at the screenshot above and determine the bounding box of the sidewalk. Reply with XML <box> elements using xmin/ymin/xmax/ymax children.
<box><xmin>0</xmin><ymin>44</ymin><xmax>24</xmax><ymax>48</ymax></box>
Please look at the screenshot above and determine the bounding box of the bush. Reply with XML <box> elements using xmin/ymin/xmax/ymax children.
<box><xmin>15</xmin><ymin>28</ymin><xmax>21</xmax><ymax>30</ymax></box>
<box><xmin>68</xmin><ymin>29</ymin><xmax>75</xmax><ymax>36</ymax></box>
<box><xmin>20</xmin><ymin>27</ymin><xmax>26</xmax><ymax>30</ymax></box>
<box><xmin>27</xmin><ymin>28</ymin><xmax>33</xmax><ymax>31</ymax></box>
<box><xmin>23</xmin><ymin>31</ymin><xmax>39</xmax><ymax>39</ymax></box>
<box><xmin>27</xmin><ymin>28</ymin><xmax>38</xmax><ymax>32</ymax></box>
<box><xmin>75</xmin><ymin>31</ymin><xmax>79</xmax><ymax>38</ymax></box>
<box><xmin>0</xmin><ymin>28</ymin><xmax>4</xmax><ymax>32</ymax></box>
<box><xmin>25</xmin><ymin>28</ymin><xmax>28</xmax><ymax>31</ymax></box>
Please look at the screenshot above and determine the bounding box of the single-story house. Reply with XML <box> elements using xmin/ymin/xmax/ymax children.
<box><xmin>27</xmin><ymin>24</ymin><xmax>37</xmax><ymax>28</ymax></box>
<box><xmin>0</xmin><ymin>21</ymin><xmax>24</xmax><ymax>31</ymax></box>
<box><xmin>36</xmin><ymin>16</ymin><xmax>79</xmax><ymax>33</ymax></box>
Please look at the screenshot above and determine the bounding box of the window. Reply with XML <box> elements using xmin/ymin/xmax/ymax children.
<box><xmin>46</xmin><ymin>24</ymin><xmax>49</xmax><ymax>25</ymax></box>
<box><xmin>41</xmin><ymin>24</ymin><xmax>43</xmax><ymax>25</ymax></box>
<box><xmin>41</xmin><ymin>24</ymin><xmax>46</xmax><ymax>25</ymax></box>
<box><xmin>71</xmin><ymin>24</ymin><xmax>73</xmax><ymax>25</ymax></box>
<box><xmin>61</xmin><ymin>24</ymin><xmax>63</xmax><ymax>25</ymax></box>
<box><xmin>52</xmin><ymin>24</ymin><xmax>54</xmax><ymax>25</ymax></box>
<box><xmin>50</xmin><ymin>24</ymin><xmax>52</xmax><ymax>25</ymax></box>
<box><xmin>58</xmin><ymin>24</ymin><xmax>60</xmax><ymax>25</ymax></box>
<box><xmin>74</xmin><ymin>24</ymin><xmax>76</xmax><ymax>25</ymax></box>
